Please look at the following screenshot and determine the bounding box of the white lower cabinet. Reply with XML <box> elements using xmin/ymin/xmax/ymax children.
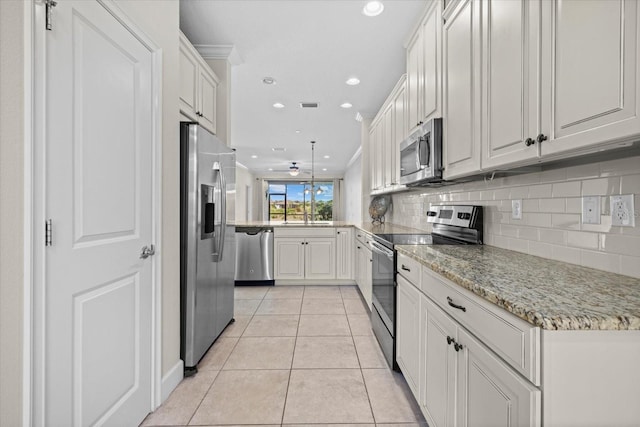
<box><xmin>396</xmin><ymin>275</ymin><xmax>421</xmax><ymax>396</ymax></box>
<box><xmin>419</xmin><ymin>289</ymin><xmax>540</xmax><ymax>427</ymax></box>
<box><xmin>274</xmin><ymin>228</ymin><xmax>336</xmax><ymax>280</ymax></box>
<box><xmin>336</xmin><ymin>228</ymin><xmax>353</xmax><ymax>280</ymax></box>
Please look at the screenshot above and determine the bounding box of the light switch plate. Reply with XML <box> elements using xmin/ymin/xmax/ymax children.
<box><xmin>610</xmin><ymin>194</ymin><xmax>635</xmax><ymax>227</ymax></box>
<box><xmin>582</xmin><ymin>196</ymin><xmax>601</xmax><ymax>224</ymax></box>
<box><xmin>512</xmin><ymin>199</ymin><xmax>522</xmax><ymax>220</ymax></box>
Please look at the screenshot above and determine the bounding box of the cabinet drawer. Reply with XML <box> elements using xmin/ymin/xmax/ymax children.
<box><xmin>421</xmin><ymin>266</ymin><xmax>540</xmax><ymax>385</ymax></box>
<box><xmin>397</xmin><ymin>253</ymin><xmax>421</xmax><ymax>285</ymax></box>
<box><xmin>274</xmin><ymin>227</ymin><xmax>336</xmax><ymax>238</ymax></box>
<box><xmin>355</xmin><ymin>229</ymin><xmax>371</xmax><ymax>245</ymax></box>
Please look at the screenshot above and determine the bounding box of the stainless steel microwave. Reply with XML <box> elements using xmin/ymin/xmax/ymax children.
<box><xmin>399</xmin><ymin>118</ymin><xmax>443</xmax><ymax>186</ymax></box>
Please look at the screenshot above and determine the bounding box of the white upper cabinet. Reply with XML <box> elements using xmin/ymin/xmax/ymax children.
<box><xmin>541</xmin><ymin>0</ymin><xmax>640</xmax><ymax>156</ymax></box>
<box><xmin>481</xmin><ymin>0</ymin><xmax>542</xmax><ymax>170</ymax></box>
<box><xmin>179</xmin><ymin>32</ymin><xmax>219</xmax><ymax>135</ymax></box>
<box><xmin>406</xmin><ymin>1</ymin><xmax>442</xmax><ymax>135</ymax></box>
<box><xmin>442</xmin><ymin>0</ymin><xmax>482</xmax><ymax>179</ymax></box>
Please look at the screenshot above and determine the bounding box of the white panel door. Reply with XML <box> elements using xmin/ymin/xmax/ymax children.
<box><xmin>335</xmin><ymin>228</ymin><xmax>353</xmax><ymax>280</ymax></box>
<box><xmin>274</xmin><ymin>238</ymin><xmax>305</xmax><ymax>279</ymax></box>
<box><xmin>179</xmin><ymin>38</ymin><xmax>198</xmax><ymax>120</ymax></box>
<box><xmin>198</xmin><ymin>66</ymin><xmax>217</xmax><ymax>134</ymax></box>
<box><xmin>443</xmin><ymin>0</ymin><xmax>482</xmax><ymax>180</ymax></box>
<box><xmin>305</xmin><ymin>238</ymin><xmax>336</xmax><ymax>280</ymax></box>
<box><xmin>422</xmin><ymin>1</ymin><xmax>442</xmax><ymax>122</ymax></box>
<box><xmin>542</xmin><ymin>0</ymin><xmax>640</xmax><ymax>155</ymax></box>
<box><xmin>482</xmin><ymin>0</ymin><xmax>541</xmax><ymax>169</ymax></box>
<box><xmin>43</xmin><ymin>1</ymin><xmax>155</xmax><ymax>426</ymax></box>
<box><xmin>407</xmin><ymin>29</ymin><xmax>423</xmax><ymax>133</ymax></box>
<box><xmin>396</xmin><ymin>276</ymin><xmax>421</xmax><ymax>397</ymax></box>
<box><xmin>382</xmin><ymin>103</ymin><xmax>394</xmax><ymax>187</ymax></box>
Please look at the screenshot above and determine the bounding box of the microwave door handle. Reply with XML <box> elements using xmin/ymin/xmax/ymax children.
<box><xmin>420</xmin><ymin>136</ymin><xmax>430</xmax><ymax>168</ymax></box>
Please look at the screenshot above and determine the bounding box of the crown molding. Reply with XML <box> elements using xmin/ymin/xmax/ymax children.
<box><xmin>346</xmin><ymin>146</ymin><xmax>362</xmax><ymax>168</ymax></box>
<box><xmin>194</xmin><ymin>44</ymin><xmax>243</xmax><ymax>65</ymax></box>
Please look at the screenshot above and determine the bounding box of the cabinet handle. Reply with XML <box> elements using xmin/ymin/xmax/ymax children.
<box><xmin>401</xmin><ymin>265</ymin><xmax>411</xmax><ymax>272</ymax></box>
<box><xmin>525</xmin><ymin>137</ymin><xmax>535</xmax><ymax>147</ymax></box>
<box><xmin>357</xmin><ymin>246</ymin><xmax>361</xmax><ymax>249</ymax></box>
<box><xmin>454</xmin><ymin>342</ymin><xmax>463</xmax><ymax>352</ymax></box>
<box><xmin>447</xmin><ymin>336</ymin><xmax>453</xmax><ymax>345</ymax></box>
<box><xmin>447</xmin><ymin>296</ymin><xmax>466</xmax><ymax>312</ymax></box>
<box><xmin>536</xmin><ymin>133</ymin><xmax>548</xmax><ymax>143</ymax></box>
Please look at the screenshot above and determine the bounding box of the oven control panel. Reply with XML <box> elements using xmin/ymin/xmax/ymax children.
<box><xmin>426</xmin><ymin>205</ymin><xmax>480</xmax><ymax>228</ymax></box>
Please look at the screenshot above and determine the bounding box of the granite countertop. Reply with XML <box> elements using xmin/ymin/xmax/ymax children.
<box><xmin>234</xmin><ymin>221</ymin><xmax>429</xmax><ymax>235</ymax></box>
<box><xmin>396</xmin><ymin>244</ymin><xmax>640</xmax><ymax>331</ymax></box>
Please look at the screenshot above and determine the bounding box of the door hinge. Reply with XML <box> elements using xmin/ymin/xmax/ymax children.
<box><xmin>45</xmin><ymin>219</ymin><xmax>52</xmax><ymax>246</ymax></box>
<box><xmin>45</xmin><ymin>0</ymin><xmax>57</xmax><ymax>31</ymax></box>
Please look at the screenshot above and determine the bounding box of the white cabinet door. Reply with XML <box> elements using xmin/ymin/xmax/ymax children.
<box><xmin>179</xmin><ymin>33</ymin><xmax>219</xmax><ymax>135</ymax></box>
<box><xmin>443</xmin><ymin>0</ymin><xmax>482</xmax><ymax>180</ymax></box>
<box><xmin>369</xmin><ymin>124</ymin><xmax>379</xmax><ymax>193</ymax></box>
<box><xmin>274</xmin><ymin>238</ymin><xmax>305</xmax><ymax>280</ymax></box>
<box><xmin>407</xmin><ymin>29</ymin><xmax>423</xmax><ymax>134</ymax></box>
<box><xmin>541</xmin><ymin>0</ymin><xmax>640</xmax><ymax>156</ymax></box>
<box><xmin>305</xmin><ymin>238</ymin><xmax>336</xmax><ymax>280</ymax></box>
<box><xmin>360</xmin><ymin>245</ymin><xmax>373</xmax><ymax>309</ymax></box>
<box><xmin>336</xmin><ymin>228</ymin><xmax>353</xmax><ymax>280</ymax></box>
<box><xmin>383</xmin><ymin>102</ymin><xmax>394</xmax><ymax>188</ymax></box>
<box><xmin>396</xmin><ymin>275</ymin><xmax>422</xmax><ymax>397</ymax></box>
<box><xmin>421</xmin><ymin>297</ymin><xmax>457</xmax><ymax>427</ymax></box>
<box><xmin>456</xmin><ymin>328</ymin><xmax>541</xmax><ymax>427</ymax></box>
<box><xmin>198</xmin><ymin>66</ymin><xmax>218</xmax><ymax>135</ymax></box>
<box><xmin>422</xmin><ymin>0</ymin><xmax>442</xmax><ymax>123</ymax></box>
<box><xmin>179</xmin><ymin>40</ymin><xmax>198</xmax><ymax>120</ymax></box>
<box><xmin>482</xmin><ymin>0</ymin><xmax>541</xmax><ymax>169</ymax></box>
<box><xmin>392</xmin><ymin>80</ymin><xmax>407</xmax><ymax>187</ymax></box>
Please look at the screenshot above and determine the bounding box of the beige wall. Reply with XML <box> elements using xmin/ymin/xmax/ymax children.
<box><xmin>385</xmin><ymin>155</ymin><xmax>640</xmax><ymax>279</ymax></box>
<box><xmin>113</xmin><ymin>0</ymin><xmax>181</xmax><ymax>376</ymax></box>
<box><xmin>0</xmin><ymin>2</ymin><xmax>25</xmax><ymax>425</ymax></box>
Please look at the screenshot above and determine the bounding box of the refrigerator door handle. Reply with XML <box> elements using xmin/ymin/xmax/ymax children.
<box><xmin>212</xmin><ymin>161</ymin><xmax>226</xmax><ymax>262</ymax></box>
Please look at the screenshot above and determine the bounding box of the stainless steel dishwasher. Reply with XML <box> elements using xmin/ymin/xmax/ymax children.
<box><xmin>235</xmin><ymin>226</ymin><xmax>274</xmax><ymax>284</ymax></box>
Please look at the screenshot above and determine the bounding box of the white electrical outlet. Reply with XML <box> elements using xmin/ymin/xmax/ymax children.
<box><xmin>582</xmin><ymin>196</ymin><xmax>601</xmax><ymax>225</ymax></box>
<box><xmin>512</xmin><ymin>199</ymin><xmax>522</xmax><ymax>220</ymax></box>
<box><xmin>610</xmin><ymin>194</ymin><xmax>635</xmax><ymax>227</ymax></box>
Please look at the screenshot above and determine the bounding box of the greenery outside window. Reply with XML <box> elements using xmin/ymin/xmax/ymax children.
<box><xmin>268</xmin><ymin>181</ymin><xmax>334</xmax><ymax>221</ymax></box>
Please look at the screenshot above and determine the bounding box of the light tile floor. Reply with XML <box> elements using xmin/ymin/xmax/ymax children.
<box><xmin>141</xmin><ymin>285</ymin><xmax>425</xmax><ymax>427</ymax></box>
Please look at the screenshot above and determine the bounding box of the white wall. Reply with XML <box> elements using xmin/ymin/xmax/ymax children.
<box><xmin>114</xmin><ymin>0</ymin><xmax>181</xmax><ymax>378</ymax></box>
<box><xmin>386</xmin><ymin>155</ymin><xmax>640</xmax><ymax>279</ymax></box>
<box><xmin>0</xmin><ymin>1</ymin><xmax>25</xmax><ymax>424</ymax></box>
<box><xmin>236</xmin><ymin>164</ymin><xmax>254</xmax><ymax>222</ymax></box>
<box><xmin>343</xmin><ymin>150</ymin><xmax>363</xmax><ymax>224</ymax></box>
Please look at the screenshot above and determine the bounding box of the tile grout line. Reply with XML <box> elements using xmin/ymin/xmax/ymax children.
<box><xmin>279</xmin><ymin>283</ymin><xmax>304</xmax><ymax>425</ymax></box>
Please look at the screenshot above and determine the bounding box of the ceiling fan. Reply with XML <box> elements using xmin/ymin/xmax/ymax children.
<box><xmin>271</xmin><ymin>162</ymin><xmax>312</xmax><ymax>176</ymax></box>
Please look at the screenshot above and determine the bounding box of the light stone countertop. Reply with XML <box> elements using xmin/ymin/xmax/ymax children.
<box><xmin>396</xmin><ymin>244</ymin><xmax>640</xmax><ymax>331</ymax></box>
<box><xmin>234</xmin><ymin>221</ymin><xmax>428</xmax><ymax>235</ymax></box>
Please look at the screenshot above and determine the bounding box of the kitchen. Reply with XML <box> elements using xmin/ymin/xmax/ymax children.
<box><xmin>1</xmin><ymin>0</ymin><xmax>640</xmax><ymax>426</ymax></box>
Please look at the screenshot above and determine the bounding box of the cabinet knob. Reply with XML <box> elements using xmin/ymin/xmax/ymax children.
<box><xmin>525</xmin><ymin>137</ymin><xmax>535</xmax><ymax>147</ymax></box>
<box><xmin>454</xmin><ymin>342</ymin><xmax>463</xmax><ymax>352</ymax></box>
<box><xmin>447</xmin><ymin>336</ymin><xmax>453</xmax><ymax>345</ymax></box>
<box><xmin>536</xmin><ymin>133</ymin><xmax>548</xmax><ymax>143</ymax></box>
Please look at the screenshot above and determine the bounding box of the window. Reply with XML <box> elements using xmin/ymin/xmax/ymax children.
<box><xmin>268</xmin><ymin>181</ymin><xmax>334</xmax><ymax>221</ymax></box>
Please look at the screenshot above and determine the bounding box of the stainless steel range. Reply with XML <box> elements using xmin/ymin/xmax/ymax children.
<box><xmin>370</xmin><ymin>205</ymin><xmax>483</xmax><ymax>369</ymax></box>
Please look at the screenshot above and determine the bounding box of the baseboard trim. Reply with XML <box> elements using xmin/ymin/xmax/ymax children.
<box><xmin>275</xmin><ymin>279</ymin><xmax>357</xmax><ymax>286</ymax></box>
<box><xmin>161</xmin><ymin>359</ymin><xmax>184</xmax><ymax>403</ymax></box>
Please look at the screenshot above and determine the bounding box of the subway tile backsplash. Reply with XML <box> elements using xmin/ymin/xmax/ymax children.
<box><xmin>385</xmin><ymin>155</ymin><xmax>640</xmax><ymax>279</ymax></box>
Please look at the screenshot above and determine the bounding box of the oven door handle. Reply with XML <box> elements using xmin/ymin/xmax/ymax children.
<box><xmin>370</xmin><ymin>241</ymin><xmax>394</xmax><ymax>259</ymax></box>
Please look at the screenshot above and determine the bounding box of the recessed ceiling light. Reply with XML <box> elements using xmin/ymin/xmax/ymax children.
<box><xmin>346</xmin><ymin>77</ymin><xmax>360</xmax><ymax>86</ymax></box>
<box><xmin>363</xmin><ymin>0</ymin><xmax>384</xmax><ymax>16</ymax></box>
<box><xmin>262</xmin><ymin>77</ymin><xmax>276</xmax><ymax>85</ymax></box>
<box><xmin>273</xmin><ymin>102</ymin><xmax>285</xmax><ymax>108</ymax></box>
<box><xmin>322</xmin><ymin>168</ymin><xmax>327</xmax><ymax>171</ymax></box>
<box><xmin>251</xmin><ymin>155</ymin><xmax>258</xmax><ymax>158</ymax></box>
<box><xmin>268</xmin><ymin>168</ymin><xmax>273</xmax><ymax>171</ymax></box>
<box><xmin>324</xmin><ymin>155</ymin><xmax>330</xmax><ymax>159</ymax></box>
<box><xmin>340</xmin><ymin>102</ymin><xmax>353</xmax><ymax>109</ymax></box>
<box><xmin>295</xmin><ymin>130</ymin><xmax>301</xmax><ymax>133</ymax></box>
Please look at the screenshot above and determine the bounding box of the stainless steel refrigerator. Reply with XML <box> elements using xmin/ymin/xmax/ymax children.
<box><xmin>180</xmin><ymin>122</ymin><xmax>236</xmax><ymax>375</ymax></box>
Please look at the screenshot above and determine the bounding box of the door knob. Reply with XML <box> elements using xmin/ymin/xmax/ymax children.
<box><xmin>140</xmin><ymin>244</ymin><xmax>155</xmax><ymax>259</ymax></box>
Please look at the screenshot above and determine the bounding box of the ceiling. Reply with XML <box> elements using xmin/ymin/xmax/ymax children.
<box><xmin>180</xmin><ymin>0</ymin><xmax>427</xmax><ymax>178</ymax></box>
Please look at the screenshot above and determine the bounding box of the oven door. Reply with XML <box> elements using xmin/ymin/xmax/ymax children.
<box><xmin>370</xmin><ymin>240</ymin><xmax>395</xmax><ymax>332</ymax></box>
